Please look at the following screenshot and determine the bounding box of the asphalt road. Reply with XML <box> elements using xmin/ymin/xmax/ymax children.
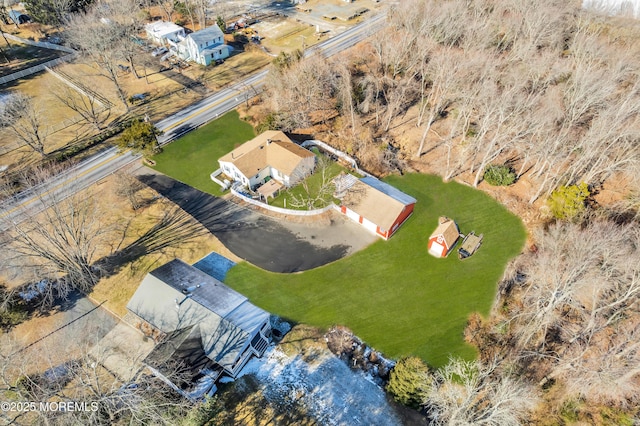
<box><xmin>0</xmin><ymin>11</ymin><xmax>387</xmax><ymax>232</ymax></box>
<box><xmin>156</xmin><ymin>11</ymin><xmax>387</xmax><ymax>144</ymax></box>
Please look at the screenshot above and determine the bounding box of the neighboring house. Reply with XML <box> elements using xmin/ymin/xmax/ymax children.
<box><xmin>176</xmin><ymin>25</ymin><xmax>230</xmax><ymax>66</ymax></box>
<box><xmin>145</xmin><ymin>21</ymin><xmax>186</xmax><ymax>45</ymax></box>
<box><xmin>218</xmin><ymin>130</ymin><xmax>316</xmax><ymax>196</ymax></box>
<box><xmin>126</xmin><ymin>259</ymin><xmax>271</xmax><ymax>398</ymax></box>
<box><xmin>428</xmin><ymin>216</ymin><xmax>460</xmax><ymax>258</ymax></box>
<box><xmin>336</xmin><ymin>175</ymin><xmax>417</xmax><ymax>240</ymax></box>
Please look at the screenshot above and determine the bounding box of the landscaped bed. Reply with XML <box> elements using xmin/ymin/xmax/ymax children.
<box><xmin>225</xmin><ymin>174</ymin><xmax>526</xmax><ymax>367</ymax></box>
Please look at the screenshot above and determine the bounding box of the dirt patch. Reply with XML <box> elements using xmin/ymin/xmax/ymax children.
<box><xmin>252</xmin><ymin>17</ymin><xmax>319</xmax><ymax>54</ymax></box>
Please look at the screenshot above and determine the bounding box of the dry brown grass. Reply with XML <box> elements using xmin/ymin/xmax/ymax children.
<box><xmin>252</xmin><ymin>18</ymin><xmax>320</xmax><ymax>55</ymax></box>
<box><xmin>88</xmin><ymin>167</ymin><xmax>240</xmax><ymax>317</ymax></box>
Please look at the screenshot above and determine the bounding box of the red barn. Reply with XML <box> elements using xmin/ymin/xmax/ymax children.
<box><xmin>428</xmin><ymin>217</ymin><xmax>461</xmax><ymax>258</ymax></box>
<box><xmin>337</xmin><ymin>176</ymin><xmax>417</xmax><ymax>240</ymax></box>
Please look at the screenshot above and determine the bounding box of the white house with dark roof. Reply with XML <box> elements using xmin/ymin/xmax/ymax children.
<box><xmin>126</xmin><ymin>259</ymin><xmax>270</xmax><ymax>397</ymax></box>
<box><xmin>218</xmin><ymin>130</ymin><xmax>316</xmax><ymax>198</ymax></box>
<box><xmin>176</xmin><ymin>25</ymin><xmax>230</xmax><ymax>66</ymax></box>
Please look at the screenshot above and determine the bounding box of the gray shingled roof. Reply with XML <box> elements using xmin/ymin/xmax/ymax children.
<box><xmin>188</xmin><ymin>26</ymin><xmax>224</xmax><ymax>49</ymax></box>
<box><xmin>360</xmin><ymin>177</ymin><xmax>417</xmax><ymax>205</ymax></box>
<box><xmin>126</xmin><ymin>259</ymin><xmax>269</xmax><ymax>372</ymax></box>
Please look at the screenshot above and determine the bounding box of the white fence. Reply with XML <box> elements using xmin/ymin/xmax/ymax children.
<box><xmin>0</xmin><ymin>33</ymin><xmax>77</xmax><ymax>85</ymax></box>
<box><xmin>231</xmin><ymin>187</ymin><xmax>335</xmax><ymax>216</ymax></box>
<box><xmin>300</xmin><ymin>139</ymin><xmax>373</xmax><ymax>177</ymax></box>
<box><xmin>2</xmin><ymin>33</ymin><xmax>76</xmax><ymax>53</ymax></box>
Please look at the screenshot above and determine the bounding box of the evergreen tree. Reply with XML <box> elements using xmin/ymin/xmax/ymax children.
<box><xmin>386</xmin><ymin>356</ymin><xmax>431</xmax><ymax>408</ymax></box>
<box><xmin>24</xmin><ymin>0</ymin><xmax>94</xmax><ymax>26</ymax></box>
<box><xmin>116</xmin><ymin>119</ymin><xmax>162</xmax><ymax>159</ymax></box>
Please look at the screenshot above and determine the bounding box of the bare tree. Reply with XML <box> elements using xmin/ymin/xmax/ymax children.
<box><xmin>0</xmin><ymin>165</ymin><xmax>116</xmax><ymax>295</ymax></box>
<box><xmin>186</xmin><ymin>0</ymin><xmax>207</xmax><ymax>30</ymax></box>
<box><xmin>0</xmin><ymin>92</ymin><xmax>49</xmax><ymax>157</ymax></box>
<box><xmin>65</xmin><ymin>0</ymin><xmax>144</xmax><ymax>110</ymax></box>
<box><xmin>54</xmin><ymin>84</ymin><xmax>111</xmax><ymax>131</ymax></box>
<box><xmin>425</xmin><ymin>358</ymin><xmax>537</xmax><ymax>426</ymax></box>
<box><xmin>265</xmin><ymin>56</ymin><xmax>336</xmax><ymax>131</ymax></box>
<box><xmin>287</xmin><ymin>155</ymin><xmax>336</xmax><ymax>209</ymax></box>
<box><xmin>156</xmin><ymin>0</ymin><xmax>176</xmax><ymax>22</ymax></box>
<box><xmin>0</xmin><ymin>329</ymin><xmax>193</xmax><ymax>425</ymax></box>
<box><xmin>113</xmin><ymin>168</ymin><xmax>146</xmax><ymax>211</ymax></box>
<box><xmin>501</xmin><ymin>221</ymin><xmax>640</xmax><ymax>405</ymax></box>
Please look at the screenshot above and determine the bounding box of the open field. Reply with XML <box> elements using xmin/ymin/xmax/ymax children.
<box><xmin>225</xmin><ymin>173</ymin><xmax>527</xmax><ymax>367</ymax></box>
<box><xmin>198</xmin><ymin>48</ymin><xmax>272</xmax><ymax>89</ymax></box>
<box><xmin>252</xmin><ymin>17</ymin><xmax>320</xmax><ymax>54</ymax></box>
<box><xmin>151</xmin><ymin>110</ymin><xmax>256</xmax><ymax>197</ymax></box>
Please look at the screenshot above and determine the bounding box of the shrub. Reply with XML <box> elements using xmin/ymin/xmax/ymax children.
<box><xmin>547</xmin><ymin>183</ymin><xmax>590</xmax><ymax>221</ymax></box>
<box><xmin>256</xmin><ymin>112</ymin><xmax>282</xmax><ymax>133</ymax></box>
<box><xmin>386</xmin><ymin>356</ymin><xmax>431</xmax><ymax>408</ymax></box>
<box><xmin>483</xmin><ymin>164</ymin><xmax>516</xmax><ymax>186</ymax></box>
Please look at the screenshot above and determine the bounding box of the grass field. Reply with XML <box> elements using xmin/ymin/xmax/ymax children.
<box><xmin>225</xmin><ymin>174</ymin><xmax>526</xmax><ymax>367</ymax></box>
<box><xmin>151</xmin><ymin>110</ymin><xmax>255</xmax><ymax>196</ymax></box>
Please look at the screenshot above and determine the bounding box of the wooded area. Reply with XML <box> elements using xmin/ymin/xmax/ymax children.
<box><xmin>259</xmin><ymin>0</ymin><xmax>640</xmax><ymax>422</ymax></box>
<box><xmin>262</xmin><ymin>0</ymin><xmax>640</xmax><ymax>202</ymax></box>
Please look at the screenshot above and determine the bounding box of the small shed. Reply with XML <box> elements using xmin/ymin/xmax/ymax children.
<box><xmin>428</xmin><ymin>217</ymin><xmax>460</xmax><ymax>258</ymax></box>
<box><xmin>9</xmin><ymin>10</ymin><xmax>30</xmax><ymax>25</ymax></box>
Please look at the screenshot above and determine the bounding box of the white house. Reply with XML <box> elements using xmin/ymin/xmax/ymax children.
<box><xmin>145</xmin><ymin>21</ymin><xmax>186</xmax><ymax>45</ymax></box>
<box><xmin>176</xmin><ymin>25</ymin><xmax>230</xmax><ymax>66</ymax></box>
<box><xmin>218</xmin><ymin>131</ymin><xmax>316</xmax><ymax>197</ymax></box>
<box><xmin>126</xmin><ymin>259</ymin><xmax>271</xmax><ymax>398</ymax></box>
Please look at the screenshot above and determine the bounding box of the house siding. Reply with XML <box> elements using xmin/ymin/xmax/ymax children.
<box><xmin>388</xmin><ymin>203</ymin><xmax>415</xmax><ymax>238</ymax></box>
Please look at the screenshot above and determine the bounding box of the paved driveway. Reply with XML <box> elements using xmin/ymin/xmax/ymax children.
<box><xmin>137</xmin><ymin>173</ymin><xmax>376</xmax><ymax>273</ymax></box>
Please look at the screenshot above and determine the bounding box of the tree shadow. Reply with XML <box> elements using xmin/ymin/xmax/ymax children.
<box><xmin>95</xmin><ymin>203</ymin><xmax>209</xmax><ymax>278</ymax></box>
<box><xmin>136</xmin><ymin>173</ymin><xmax>254</xmax><ymax>233</ymax></box>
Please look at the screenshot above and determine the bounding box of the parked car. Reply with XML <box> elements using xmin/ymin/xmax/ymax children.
<box><xmin>151</xmin><ymin>46</ymin><xmax>168</xmax><ymax>57</ymax></box>
<box><xmin>215</xmin><ymin>58</ymin><xmax>225</xmax><ymax>65</ymax></box>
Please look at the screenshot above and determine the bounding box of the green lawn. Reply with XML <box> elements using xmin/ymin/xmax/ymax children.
<box><xmin>151</xmin><ymin>111</ymin><xmax>255</xmax><ymax>196</ymax></box>
<box><xmin>225</xmin><ymin>174</ymin><xmax>526</xmax><ymax>367</ymax></box>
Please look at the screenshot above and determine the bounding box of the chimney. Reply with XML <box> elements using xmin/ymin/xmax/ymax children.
<box><xmin>266</xmin><ymin>139</ymin><xmax>272</xmax><ymax>145</ymax></box>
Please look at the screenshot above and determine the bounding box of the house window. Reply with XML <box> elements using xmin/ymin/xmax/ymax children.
<box><xmin>211</xmin><ymin>53</ymin><xmax>214</xmax><ymax>59</ymax></box>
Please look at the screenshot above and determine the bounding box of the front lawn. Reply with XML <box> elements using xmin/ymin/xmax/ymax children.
<box><xmin>151</xmin><ymin>110</ymin><xmax>255</xmax><ymax>196</ymax></box>
<box><xmin>225</xmin><ymin>174</ymin><xmax>526</xmax><ymax>367</ymax></box>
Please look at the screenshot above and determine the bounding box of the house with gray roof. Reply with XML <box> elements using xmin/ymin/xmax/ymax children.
<box><xmin>176</xmin><ymin>25</ymin><xmax>230</xmax><ymax>66</ymax></box>
<box><xmin>126</xmin><ymin>258</ymin><xmax>270</xmax><ymax>397</ymax></box>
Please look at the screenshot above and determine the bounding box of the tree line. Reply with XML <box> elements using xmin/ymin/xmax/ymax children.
<box><xmin>261</xmin><ymin>0</ymin><xmax>640</xmax><ymax>203</ymax></box>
